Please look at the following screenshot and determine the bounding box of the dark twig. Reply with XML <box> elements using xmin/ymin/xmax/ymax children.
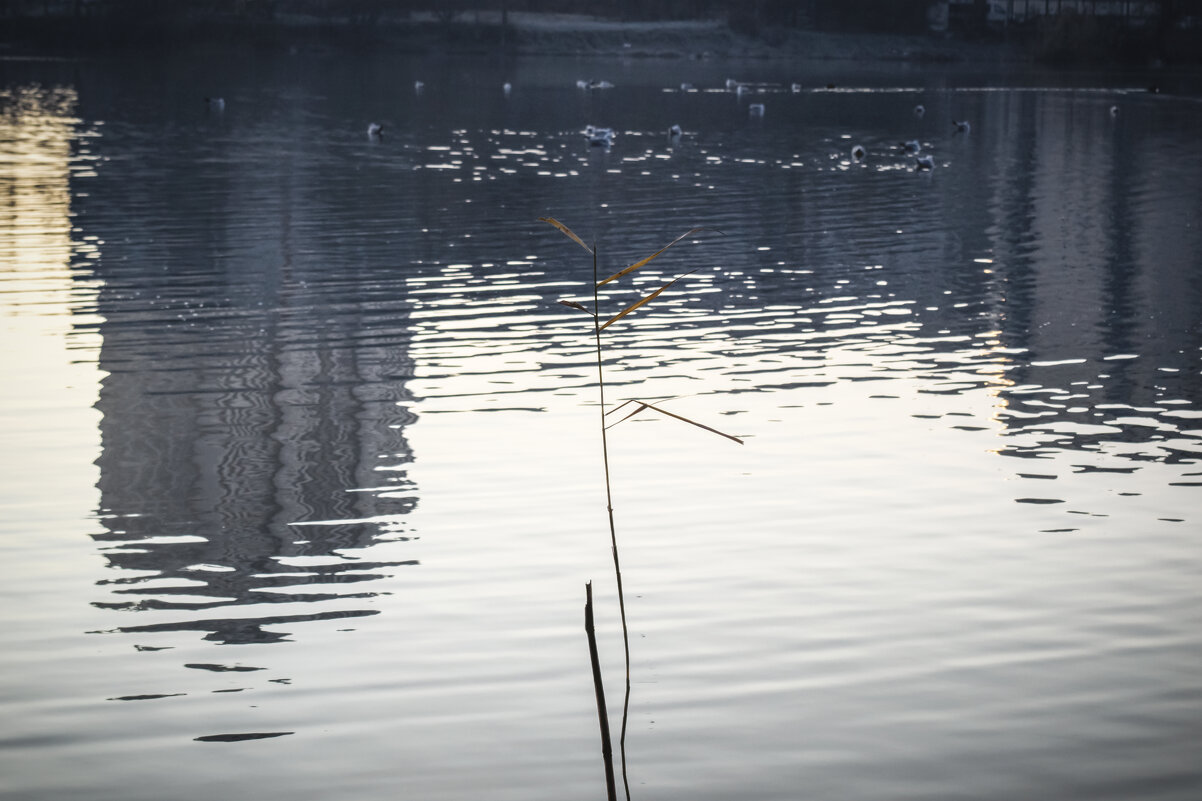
<box><xmin>541</xmin><ymin>217</ymin><xmax>737</xmax><ymax>801</ymax></box>
<box><xmin>592</xmin><ymin>242</ymin><xmax>633</xmax><ymax>801</ymax></box>
<box><xmin>585</xmin><ymin>582</ymin><xmax>618</xmax><ymax>801</ymax></box>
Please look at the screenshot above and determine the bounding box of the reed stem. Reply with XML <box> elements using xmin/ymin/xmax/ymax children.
<box><xmin>593</xmin><ymin>243</ymin><xmax>632</xmax><ymax>801</ymax></box>
<box><xmin>585</xmin><ymin>582</ymin><xmax>618</xmax><ymax>801</ymax></box>
<box><xmin>540</xmin><ymin>216</ymin><xmax>734</xmax><ymax>801</ymax></box>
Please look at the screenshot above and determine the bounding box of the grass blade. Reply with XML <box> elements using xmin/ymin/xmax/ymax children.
<box><xmin>599</xmin><ymin>270</ymin><xmax>696</xmax><ymax>331</ymax></box>
<box><xmin>597</xmin><ymin>227</ymin><xmax>708</xmax><ymax>287</ymax></box>
<box><xmin>637</xmin><ymin>401</ymin><xmax>744</xmax><ymax>444</ymax></box>
<box><xmin>559</xmin><ymin>299</ymin><xmax>594</xmax><ymax>315</ymax></box>
<box><xmin>604</xmin><ymin>402</ymin><xmax>650</xmax><ymax>430</ymax></box>
<box><xmin>539</xmin><ymin>217</ymin><xmax>594</xmax><ymax>255</ymax></box>
<box><xmin>604</xmin><ymin>399</ymin><xmax>641</xmax><ymax>418</ymax></box>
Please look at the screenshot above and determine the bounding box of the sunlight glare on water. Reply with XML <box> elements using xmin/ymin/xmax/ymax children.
<box><xmin>0</xmin><ymin>51</ymin><xmax>1200</xmax><ymax>801</ymax></box>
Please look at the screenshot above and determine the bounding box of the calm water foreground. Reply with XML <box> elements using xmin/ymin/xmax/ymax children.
<box><xmin>1</xmin><ymin>46</ymin><xmax>1200</xmax><ymax>801</ymax></box>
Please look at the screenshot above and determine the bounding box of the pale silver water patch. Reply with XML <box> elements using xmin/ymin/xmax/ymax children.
<box><xmin>1</xmin><ymin>53</ymin><xmax>1200</xmax><ymax>801</ymax></box>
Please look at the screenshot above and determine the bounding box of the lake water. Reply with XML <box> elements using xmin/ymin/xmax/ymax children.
<box><xmin>1</xmin><ymin>45</ymin><xmax>1200</xmax><ymax>801</ymax></box>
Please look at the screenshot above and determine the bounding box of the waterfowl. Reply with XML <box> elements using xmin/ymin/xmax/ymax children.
<box><xmin>414</xmin><ymin>81</ymin><xmax>425</xmax><ymax>93</ymax></box>
<box><xmin>668</xmin><ymin>124</ymin><xmax>683</xmax><ymax>137</ymax></box>
<box><xmin>205</xmin><ymin>96</ymin><xmax>224</xmax><ymax>111</ymax></box>
<box><xmin>902</xmin><ymin>139</ymin><xmax>921</xmax><ymax>153</ymax></box>
<box><xmin>585</xmin><ymin>125</ymin><xmax>614</xmax><ymax>146</ymax></box>
<box><xmin>1109</xmin><ymin>104</ymin><xmax>1118</xmax><ymax>116</ymax></box>
<box><xmin>736</xmin><ymin>84</ymin><xmax>750</xmax><ymax>96</ymax></box>
<box><xmin>915</xmin><ymin>155</ymin><xmax>935</xmax><ymax>170</ymax></box>
<box><xmin>953</xmin><ymin>120</ymin><xmax>970</xmax><ymax>133</ymax></box>
<box><xmin>725</xmin><ymin>78</ymin><xmax>739</xmax><ymax>89</ymax></box>
<box><xmin>852</xmin><ymin>144</ymin><xmax>866</xmax><ymax>161</ymax></box>
<box><xmin>680</xmin><ymin>82</ymin><xmax>695</xmax><ymax>91</ymax></box>
<box><xmin>367</xmin><ymin>122</ymin><xmax>383</xmax><ymax>137</ymax></box>
<box><xmin>791</xmin><ymin>83</ymin><xmax>802</xmax><ymax>93</ymax></box>
<box><xmin>503</xmin><ymin>82</ymin><xmax>512</xmax><ymax>96</ymax></box>
<box><xmin>749</xmin><ymin>103</ymin><xmax>765</xmax><ymax>116</ymax></box>
<box><xmin>913</xmin><ymin>104</ymin><xmax>925</xmax><ymax>117</ymax></box>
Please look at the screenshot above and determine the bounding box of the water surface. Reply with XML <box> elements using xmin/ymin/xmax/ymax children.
<box><xmin>1</xmin><ymin>48</ymin><xmax>1200</xmax><ymax>801</ymax></box>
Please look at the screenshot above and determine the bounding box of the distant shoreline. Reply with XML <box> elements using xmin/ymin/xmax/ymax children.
<box><xmin>4</xmin><ymin>9</ymin><xmax>1197</xmax><ymax>69</ymax></box>
<box><xmin>493</xmin><ymin>13</ymin><xmax>1021</xmax><ymax>64</ymax></box>
<box><xmin>1</xmin><ymin>11</ymin><xmax>1023</xmax><ymax>65</ymax></box>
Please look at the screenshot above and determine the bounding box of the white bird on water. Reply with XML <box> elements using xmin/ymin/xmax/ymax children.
<box><xmin>668</xmin><ymin>124</ymin><xmax>683</xmax><ymax>137</ymax></box>
<box><xmin>367</xmin><ymin>122</ymin><xmax>383</xmax><ymax>137</ymax></box>
<box><xmin>503</xmin><ymin>82</ymin><xmax>512</xmax><ymax>96</ymax></box>
<box><xmin>414</xmin><ymin>81</ymin><xmax>425</xmax><ymax>93</ymax></box>
<box><xmin>852</xmin><ymin>144</ymin><xmax>866</xmax><ymax>161</ymax></box>
<box><xmin>902</xmin><ymin>139</ymin><xmax>921</xmax><ymax>153</ymax></box>
<box><xmin>953</xmin><ymin>120</ymin><xmax>971</xmax><ymax>133</ymax></box>
<box><xmin>915</xmin><ymin>154</ymin><xmax>935</xmax><ymax>171</ymax></box>
<box><xmin>585</xmin><ymin>125</ymin><xmax>614</xmax><ymax>146</ymax></box>
<box><xmin>749</xmin><ymin>103</ymin><xmax>765</xmax><ymax>117</ymax></box>
<box><xmin>913</xmin><ymin>104</ymin><xmax>925</xmax><ymax>117</ymax></box>
<box><xmin>205</xmin><ymin>96</ymin><xmax>224</xmax><ymax>111</ymax></box>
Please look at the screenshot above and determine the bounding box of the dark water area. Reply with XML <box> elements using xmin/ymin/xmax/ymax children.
<box><xmin>1</xmin><ymin>45</ymin><xmax>1200</xmax><ymax>801</ymax></box>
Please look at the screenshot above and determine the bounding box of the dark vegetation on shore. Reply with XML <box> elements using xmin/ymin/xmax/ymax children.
<box><xmin>2</xmin><ymin>0</ymin><xmax>1200</xmax><ymax>65</ymax></box>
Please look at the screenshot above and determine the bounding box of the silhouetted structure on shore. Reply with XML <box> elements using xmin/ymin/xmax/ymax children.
<box><xmin>4</xmin><ymin>1</ymin><xmax>1198</xmax><ymax>63</ymax></box>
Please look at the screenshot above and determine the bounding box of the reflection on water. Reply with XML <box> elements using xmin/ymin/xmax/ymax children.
<box><xmin>0</xmin><ymin>84</ymin><xmax>77</xmax><ymax>274</ymax></box>
<box><xmin>86</xmin><ymin>236</ymin><xmax>420</xmax><ymax>643</ymax></box>
<box><xmin>1</xmin><ymin>51</ymin><xmax>1200</xmax><ymax>801</ymax></box>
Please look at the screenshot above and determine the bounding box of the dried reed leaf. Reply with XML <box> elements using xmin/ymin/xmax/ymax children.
<box><xmin>538</xmin><ymin>217</ymin><xmax>593</xmax><ymax>255</ymax></box>
<box><xmin>597</xmin><ymin>227</ymin><xmax>707</xmax><ymax>287</ymax></box>
<box><xmin>558</xmin><ymin>299</ymin><xmax>592</xmax><ymax>314</ymax></box>
<box><xmin>599</xmin><ymin>270</ymin><xmax>696</xmax><ymax>331</ymax></box>
<box><xmin>604</xmin><ymin>399</ymin><xmax>641</xmax><ymax>417</ymax></box>
<box><xmin>604</xmin><ymin>402</ymin><xmax>650</xmax><ymax>430</ymax></box>
<box><xmin>638</xmin><ymin>401</ymin><xmax>744</xmax><ymax>444</ymax></box>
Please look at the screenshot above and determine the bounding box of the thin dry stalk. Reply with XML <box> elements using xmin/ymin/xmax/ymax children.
<box><xmin>588</xmin><ymin>238</ymin><xmax>633</xmax><ymax>801</ymax></box>
<box><xmin>540</xmin><ymin>217</ymin><xmax>739</xmax><ymax>801</ymax></box>
<box><xmin>585</xmin><ymin>582</ymin><xmax>618</xmax><ymax>801</ymax></box>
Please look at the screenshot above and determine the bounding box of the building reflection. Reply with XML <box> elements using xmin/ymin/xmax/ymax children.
<box><xmin>0</xmin><ymin>84</ymin><xmax>77</xmax><ymax>276</ymax></box>
<box><xmin>61</xmin><ymin>96</ymin><xmax>423</xmax><ymax>645</ymax></box>
<box><xmin>979</xmin><ymin>91</ymin><xmax>1202</xmax><ymax>459</ymax></box>
<box><xmin>89</xmin><ymin>314</ymin><xmax>419</xmax><ymax>644</ymax></box>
